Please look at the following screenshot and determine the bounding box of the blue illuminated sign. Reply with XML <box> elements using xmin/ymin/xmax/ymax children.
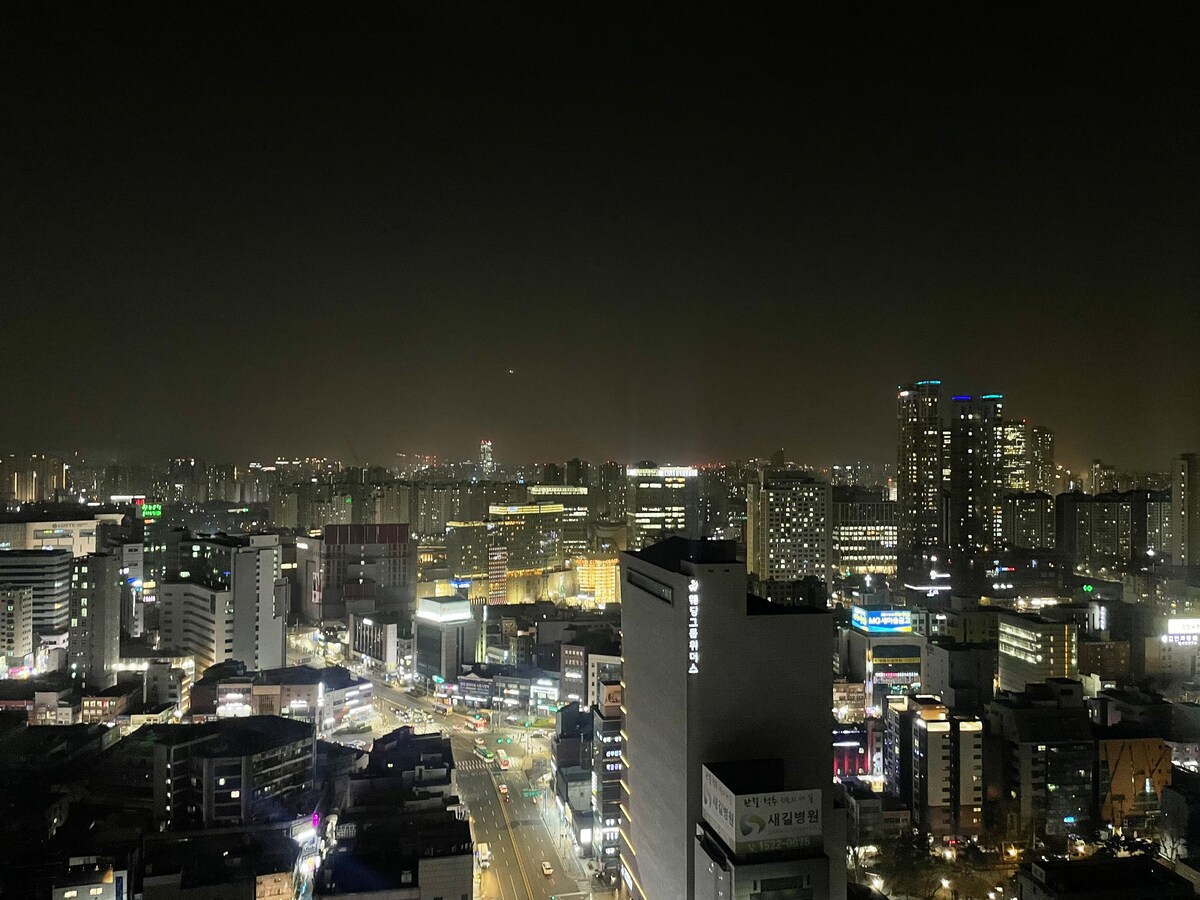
<box><xmin>851</xmin><ymin>606</ymin><xmax>913</xmax><ymax>634</ymax></box>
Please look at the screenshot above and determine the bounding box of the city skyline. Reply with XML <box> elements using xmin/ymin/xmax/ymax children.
<box><xmin>3</xmin><ymin>6</ymin><xmax>1198</xmax><ymax>468</ymax></box>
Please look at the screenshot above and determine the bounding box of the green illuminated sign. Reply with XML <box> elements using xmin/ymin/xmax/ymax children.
<box><xmin>142</xmin><ymin>503</ymin><xmax>163</xmax><ymax>519</ymax></box>
<box><xmin>1082</xmin><ymin>584</ymin><xmax>1094</xmax><ymax>593</ymax></box>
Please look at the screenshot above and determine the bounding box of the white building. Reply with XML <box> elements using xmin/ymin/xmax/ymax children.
<box><xmin>0</xmin><ymin>588</ymin><xmax>33</xmax><ymax>663</ymax></box>
<box><xmin>0</xmin><ymin>549</ymin><xmax>73</xmax><ymax>634</ymax></box>
<box><xmin>0</xmin><ymin>514</ymin><xmax>124</xmax><ymax>557</ymax></box>
<box><xmin>161</xmin><ymin>536</ymin><xmax>287</xmax><ymax>675</ymax></box>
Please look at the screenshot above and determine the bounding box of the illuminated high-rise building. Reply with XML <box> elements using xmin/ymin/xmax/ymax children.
<box><xmin>0</xmin><ymin>548</ymin><xmax>72</xmax><ymax>634</ymax></box>
<box><xmin>1172</xmin><ymin>453</ymin><xmax>1199</xmax><ymax>568</ymax></box>
<box><xmin>896</xmin><ymin>381</ymin><xmax>944</xmax><ymax>553</ymax></box>
<box><xmin>746</xmin><ymin>469</ymin><xmax>832</xmax><ymax>589</ymax></box>
<box><xmin>619</xmin><ymin>538</ymin><xmax>844</xmax><ymax>900</ymax></box>
<box><xmin>948</xmin><ymin>394</ymin><xmax>1005</xmax><ymax>552</ymax></box>
<box><xmin>479</xmin><ymin>439</ymin><xmax>495</xmax><ymax>478</ymax></box>
<box><xmin>831</xmin><ymin>486</ymin><xmax>897</xmax><ymax>575</ymax></box>
<box><xmin>625</xmin><ymin>463</ymin><xmax>699</xmax><ymax>548</ymax></box>
<box><xmin>1002</xmin><ymin>420</ymin><xmax>1029</xmax><ymax>490</ymax></box>
<box><xmin>1028</xmin><ymin>426</ymin><xmax>1056</xmax><ymax>494</ymax></box>
<box><xmin>1002</xmin><ymin>491</ymin><xmax>1056</xmax><ymax>549</ymax></box>
<box><xmin>527</xmin><ymin>484</ymin><xmax>589</xmax><ymax>559</ymax></box>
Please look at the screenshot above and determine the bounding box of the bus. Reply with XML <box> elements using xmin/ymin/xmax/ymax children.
<box><xmin>474</xmin><ymin>746</ymin><xmax>495</xmax><ymax>763</ymax></box>
<box><xmin>497</xmin><ymin>749</ymin><xmax>510</xmax><ymax>771</ymax></box>
<box><xmin>477</xmin><ymin>842</ymin><xmax>491</xmax><ymax>869</ymax></box>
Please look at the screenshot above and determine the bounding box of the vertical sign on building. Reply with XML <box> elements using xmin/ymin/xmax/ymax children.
<box><xmin>687</xmin><ymin>578</ymin><xmax>700</xmax><ymax>674</ymax></box>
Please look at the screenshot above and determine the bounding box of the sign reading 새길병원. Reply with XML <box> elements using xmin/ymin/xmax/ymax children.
<box><xmin>701</xmin><ymin>766</ymin><xmax>822</xmax><ymax>855</ymax></box>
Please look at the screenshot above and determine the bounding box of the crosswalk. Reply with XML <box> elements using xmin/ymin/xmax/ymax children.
<box><xmin>456</xmin><ymin>758</ymin><xmax>495</xmax><ymax>772</ymax></box>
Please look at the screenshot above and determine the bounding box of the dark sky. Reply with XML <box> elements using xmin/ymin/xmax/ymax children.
<box><xmin>3</xmin><ymin>4</ymin><xmax>1198</xmax><ymax>471</ymax></box>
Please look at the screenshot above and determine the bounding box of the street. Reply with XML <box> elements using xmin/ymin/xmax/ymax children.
<box><xmin>288</xmin><ymin>637</ymin><xmax>598</xmax><ymax>899</ymax></box>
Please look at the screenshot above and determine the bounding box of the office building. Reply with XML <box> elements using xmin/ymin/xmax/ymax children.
<box><xmin>746</xmin><ymin>469</ymin><xmax>833</xmax><ymax>590</ymax></box>
<box><xmin>948</xmin><ymin>393</ymin><xmax>1005</xmax><ymax>552</ymax></box>
<box><xmin>348</xmin><ymin>610</ymin><xmax>408</xmax><ymax>673</ymax></box>
<box><xmin>1003</xmin><ymin>491</ymin><xmax>1056</xmax><ymax>549</ymax></box>
<box><xmin>412</xmin><ymin>595</ymin><xmax>477</xmax><ymax>684</ymax></box>
<box><xmin>1003</xmin><ymin>419</ymin><xmax>1029</xmax><ymax>490</ymax></box>
<box><xmin>843</xmin><ymin>606</ymin><xmax>926</xmax><ymax>712</ymax></box>
<box><xmin>0</xmin><ymin>588</ymin><xmax>33</xmax><ymax>663</ymax></box>
<box><xmin>445</xmin><ymin>520</ymin><xmax>489</xmax><ymax>580</ymax></box>
<box><xmin>998</xmin><ymin>613</ymin><xmax>1078</xmax><ymax>693</ymax></box>
<box><xmin>831</xmin><ymin>486</ymin><xmax>897</xmax><ymax>575</ymax></box>
<box><xmin>319</xmin><ymin>523</ymin><xmax>417</xmax><ymax>619</ymax></box>
<box><xmin>1173</xmin><ymin>453</ymin><xmax>1199</xmax><ymax>568</ymax></box>
<box><xmin>0</xmin><ymin>549</ymin><xmax>72</xmax><ymax>634</ymax></box>
<box><xmin>527</xmin><ymin>484</ymin><xmax>589</xmax><ymax>559</ymax></box>
<box><xmin>160</xmin><ymin>534</ymin><xmax>287</xmax><ymax>674</ymax></box>
<box><xmin>487</xmin><ymin>502</ymin><xmax>565</xmax><ymax>574</ymax></box>
<box><xmin>896</xmin><ymin>381</ymin><xmax>944</xmax><ymax>553</ymax></box>
<box><xmin>68</xmin><ymin>553</ymin><xmax>122</xmax><ymax>690</ymax></box>
<box><xmin>479</xmin><ymin>439</ymin><xmax>495</xmax><ymax>478</ymax></box>
<box><xmin>620</xmin><ymin>538</ymin><xmax>843</xmax><ymax>900</ymax></box>
<box><xmin>625</xmin><ymin>464</ymin><xmax>699</xmax><ymax>548</ymax></box>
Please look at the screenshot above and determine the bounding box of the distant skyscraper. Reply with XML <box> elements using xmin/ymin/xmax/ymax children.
<box><xmin>479</xmin><ymin>439</ymin><xmax>495</xmax><ymax>478</ymax></box>
<box><xmin>1028</xmin><ymin>426</ymin><xmax>1056</xmax><ymax>494</ymax></box>
<box><xmin>896</xmin><ymin>381</ymin><xmax>944</xmax><ymax>553</ymax></box>
<box><xmin>948</xmin><ymin>394</ymin><xmax>1005</xmax><ymax>552</ymax></box>
<box><xmin>619</xmin><ymin>538</ymin><xmax>844</xmax><ymax>900</ymax></box>
<box><xmin>1172</xmin><ymin>453</ymin><xmax>1199</xmax><ymax>568</ymax></box>
<box><xmin>1002</xmin><ymin>420</ymin><xmax>1029</xmax><ymax>490</ymax></box>
<box><xmin>746</xmin><ymin>469</ymin><xmax>832</xmax><ymax>589</ymax></box>
<box><xmin>565</xmin><ymin>457</ymin><xmax>591</xmax><ymax>487</ymax></box>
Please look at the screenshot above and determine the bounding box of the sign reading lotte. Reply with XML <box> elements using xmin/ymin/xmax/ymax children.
<box><xmin>701</xmin><ymin>766</ymin><xmax>822</xmax><ymax>855</ymax></box>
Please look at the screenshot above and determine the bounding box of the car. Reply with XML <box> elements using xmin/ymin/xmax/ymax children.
<box><xmin>474</xmin><ymin>737</ymin><xmax>485</xmax><ymax>746</ymax></box>
<box><xmin>498</xmin><ymin>783</ymin><xmax>509</xmax><ymax>798</ymax></box>
<box><xmin>541</xmin><ymin>861</ymin><xmax>554</xmax><ymax>877</ymax></box>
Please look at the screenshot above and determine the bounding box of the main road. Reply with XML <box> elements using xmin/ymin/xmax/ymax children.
<box><xmin>287</xmin><ymin>641</ymin><xmax>589</xmax><ymax>899</ymax></box>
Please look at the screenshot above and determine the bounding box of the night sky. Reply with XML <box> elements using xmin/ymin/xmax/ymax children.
<box><xmin>3</xmin><ymin>5</ymin><xmax>1198</xmax><ymax>470</ymax></box>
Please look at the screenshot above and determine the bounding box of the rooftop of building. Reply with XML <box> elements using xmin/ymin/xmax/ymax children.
<box><xmin>704</xmin><ymin>759</ymin><xmax>785</xmax><ymax>796</ymax></box>
<box><xmin>0</xmin><ymin>548</ymin><xmax>73</xmax><ymax>559</ymax></box>
<box><xmin>746</xmin><ymin>592</ymin><xmax>828</xmax><ymax>616</ymax></box>
<box><xmin>123</xmin><ymin>715</ymin><xmax>314</xmax><ymax>755</ymax></box>
<box><xmin>0</xmin><ymin>671</ymin><xmax>73</xmax><ymax>700</ymax></box>
<box><xmin>367</xmin><ymin>726</ymin><xmax>454</xmax><ymax>774</ymax></box>
<box><xmin>82</xmin><ymin>682</ymin><xmax>142</xmax><ymax>699</ymax></box>
<box><xmin>144</xmin><ymin>831</ymin><xmax>299</xmax><ymax>885</ymax></box>
<box><xmin>626</xmin><ymin>536</ymin><xmax>740</xmax><ymax>573</ymax></box>
<box><xmin>1022</xmin><ymin>857</ymin><xmax>1192</xmax><ymax>895</ymax></box>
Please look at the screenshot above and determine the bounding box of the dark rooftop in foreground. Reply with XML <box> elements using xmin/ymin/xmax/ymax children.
<box><xmin>627</xmin><ymin>537</ymin><xmax>739</xmax><ymax>572</ymax></box>
<box><xmin>1021</xmin><ymin>857</ymin><xmax>1193</xmax><ymax>897</ymax></box>
<box><xmin>704</xmin><ymin>759</ymin><xmax>785</xmax><ymax>796</ymax></box>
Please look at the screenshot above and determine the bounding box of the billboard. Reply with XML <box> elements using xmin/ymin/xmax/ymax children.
<box><xmin>1167</xmin><ymin>618</ymin><xmax>1200</xmax><ymax>636</ymax></box>
<box><xmin>851</xmin><ymin>606</ymin><xmax>912</xmax><ymax>634</ymax></box>
<box><xmin>702</xmin><ymin>766</ymin><xmax>822</xmax><ymax>855</ymax></box>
